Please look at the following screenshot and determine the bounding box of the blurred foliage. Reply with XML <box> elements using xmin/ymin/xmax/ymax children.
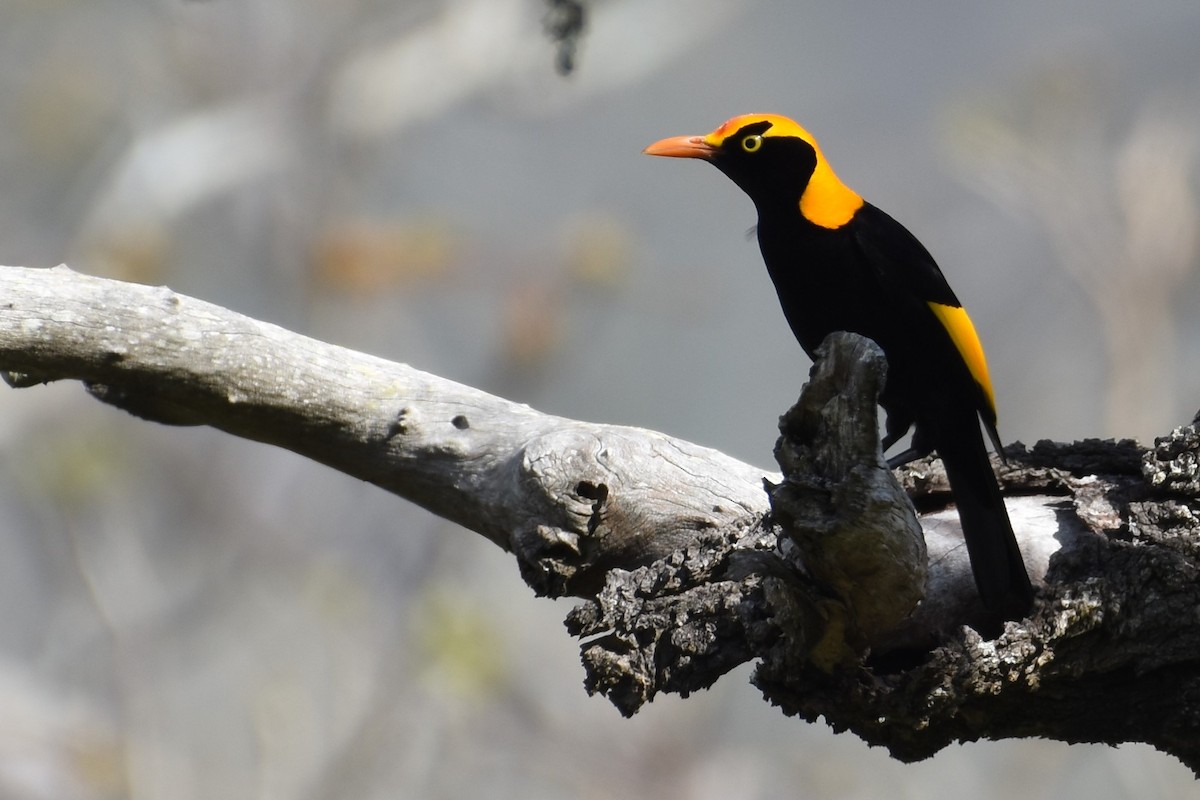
<box><xmin>312</xmin><ymin>218</ymin><xmax>459</xmax><ymax>293</ymax></box>
<box><xmin>413</xmin><ymin>590</ymin><xmax>510</xmax><ymax>700</ymax></box>
<box><xmin>543</xmin><ymin>0</ymin><xmax>588</xmax><ymax>74</ymax></box>
<box><xmin>946</xmin><ymin>56</ymin><xmax>1200</xmax><ymax>438</ymax></box>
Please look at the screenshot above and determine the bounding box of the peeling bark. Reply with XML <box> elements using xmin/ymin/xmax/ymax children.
<box><xmin>1</xmin><ymin>265</ymin><xmax>1197</xmax><ymax>775</ymax></box>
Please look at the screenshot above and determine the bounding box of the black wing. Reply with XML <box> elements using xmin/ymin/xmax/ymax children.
<box><xmin>849</xmin><ymin>202</ymin><xmax>961</xmax><ymax>308</ymax></box>
<box><xmin>849</xmin><ymin>202</ymin><xmax>1002</xmax><ymax>450</ymax></box>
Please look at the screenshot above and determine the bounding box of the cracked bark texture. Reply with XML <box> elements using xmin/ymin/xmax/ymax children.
<box><xmin>2</xmin><ymin>265</ymin><xmax>1198</xmax><ymax>776</ymax></box>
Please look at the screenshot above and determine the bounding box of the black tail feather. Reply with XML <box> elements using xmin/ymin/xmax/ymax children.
<box><xmin>934</xmin><ymin>419</ymin><xmax>1034</xmax><ymax>620</ymax></box>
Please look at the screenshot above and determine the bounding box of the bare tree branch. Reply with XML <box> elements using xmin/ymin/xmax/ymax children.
<box><xmin>0</xmin><ymin>264</ymin><xmax>770</xmax><ymax>598</ymax></box>
<box><xmin>2</xmin><ymin>264</ymin><xmax>1198</xmax><ymax>776</ymax></box>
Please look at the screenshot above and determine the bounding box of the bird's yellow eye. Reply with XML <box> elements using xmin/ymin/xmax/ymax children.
<box><xmin>741</xmin><ymin>134</ymin><xmax>763</xmax><ymax>153</ymax></box>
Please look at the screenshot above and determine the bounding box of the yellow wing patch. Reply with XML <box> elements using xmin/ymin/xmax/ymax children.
<box><xmin>927</xmin><ymin>301</ymin><xmax>997</xmax><ymax>418</ymax></box>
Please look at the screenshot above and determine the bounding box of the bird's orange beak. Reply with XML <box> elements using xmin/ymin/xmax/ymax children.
<box><xmin>642</xmin><ymin>135</ymin><xmax>715</xmax><ymax>160</ymax></box>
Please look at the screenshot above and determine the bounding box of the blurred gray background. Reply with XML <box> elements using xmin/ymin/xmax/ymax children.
<box><xmin>1</xmin><ymin>1</ymin><xmax>1198</xmax><ymax>797</ymax></box>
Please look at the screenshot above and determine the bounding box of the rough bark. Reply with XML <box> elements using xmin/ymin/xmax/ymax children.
<box><xmin>1</xmin><ymin>264</ymin><xmax>1197</xmax><ymax>775</ymax></box>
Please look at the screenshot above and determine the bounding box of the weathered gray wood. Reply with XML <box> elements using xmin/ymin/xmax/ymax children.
<box><xmin>2</xmin><ymin>264</ymin><xmax>1198</xmax><ymax>776</ymax></box>
<box><xmin>0</xmin><ymin>265</ymin><xmax>1063</xmax><ymax>610</ymax></box>
<box><xmin>0</xmin><ymin>264</ymin><xmax>773</xmax><ymax>597</ymax></box>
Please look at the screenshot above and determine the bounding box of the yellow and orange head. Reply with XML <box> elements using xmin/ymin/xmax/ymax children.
<box><xmin>644</xmin><ymin>113</ymin><xmax>863</xmax><ymax>229</ymax></box>
<box><xmin>643</xmin><ymin>113</ymin><xmax>821</xmax><ymax>159</ymax></box>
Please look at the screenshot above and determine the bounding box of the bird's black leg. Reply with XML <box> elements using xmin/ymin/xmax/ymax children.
<box><xmin>881</xmin><ymin>409</ymin><xmax>926</xmax><ymax>468</ymax></box>
<box><xmin>886</xmin><ymin>447</ymin><xmax>927</xmax><ymax>470</ymax></box>
<box><xmin>884</xmin><ymin>422</ymin><xmax>933</xmax><ymax>469</ymax></box>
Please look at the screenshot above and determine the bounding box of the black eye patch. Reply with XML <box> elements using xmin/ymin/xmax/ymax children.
<box><xmin>734</xmin><ymin>120</ymin><xmax>774</xmax><ymax>139</ymax></box>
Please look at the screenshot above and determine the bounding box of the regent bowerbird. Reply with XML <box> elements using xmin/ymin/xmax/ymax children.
<box><xmin>644</xmin><ymin>114</ymin><xmax>1034</xmax><ymax>621</ymax></box>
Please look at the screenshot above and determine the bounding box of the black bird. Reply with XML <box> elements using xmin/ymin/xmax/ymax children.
<box><xmin>645</xmin><ymin>113</ymin><xmax>1033</xmax><ymax>620</ymax></box>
